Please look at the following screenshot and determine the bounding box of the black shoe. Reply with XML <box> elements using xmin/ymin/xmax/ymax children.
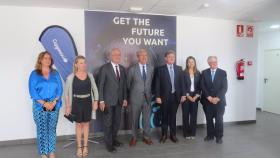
<box><xmin>204</xmin><ymin>136</ymin><xmax>214</xmax><ymax>141</ymax></box>
<box><xmin>106</xmin><ymin>145</ymin><xmax>117</xmax><ymax>153</ymax></box>
<box><xmin>113</xmin><ymin>140</ymin><xmax>123</xmax><ymax>147</ymax></box>
<box><xmin>216</xmin><ymin>138</ymin><xmax>223</xmax><ymax>144</ymax></box>
<box><xmin>170</xmin><ymin>135</ymin><xmax>178</xmax><ymax>143</ymax></box>
<box><xmin>159</xmin><ymin>135</ymin><xmax>167</xmax><ymax>143</ymax></box>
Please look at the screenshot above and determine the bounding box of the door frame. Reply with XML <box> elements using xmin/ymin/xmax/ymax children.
<box><xmin>261</xmin><ymin>48</ymin><xmax>280</xmax><ymax>113</ymax></box>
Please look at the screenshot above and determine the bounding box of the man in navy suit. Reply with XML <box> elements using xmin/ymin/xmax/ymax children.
<box><xmin>201</xmin><ymin>56</ymin><xmax>228</xmax><ymax>144</ymax></box>
<box><xmin>155</xmin><ymin>50</ymin><xmax>183</xmax><ymax>143</ymax></box>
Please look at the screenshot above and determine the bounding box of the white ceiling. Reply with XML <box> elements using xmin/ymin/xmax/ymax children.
<box><xmin>1</xmin><ymin>0</ymin><xmax>280</xmax><ymax>31</ymax></box>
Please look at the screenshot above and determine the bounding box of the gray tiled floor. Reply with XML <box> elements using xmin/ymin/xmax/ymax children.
<box><xmin>1</xmin><ymin>111</ymin><xmax>280</xmax><ymax>158</ymax></box>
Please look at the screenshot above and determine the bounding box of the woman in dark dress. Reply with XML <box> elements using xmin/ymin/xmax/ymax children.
<box><xmin>181</xmin><ymin>56</ymin><xmax>201</xmax><ymax>139</ymax></box>
<box><xmin>64</xmin><ymin>56</ymin><xmax>99</xmax><ymax>157</ymax></box>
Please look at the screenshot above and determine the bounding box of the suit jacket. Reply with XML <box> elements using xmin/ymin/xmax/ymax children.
<box><xmin>200</xmin><ymin>68</ymin><xmax>228</xmax><ymax>106</ymax></box>
<box><xmin>155</xmin><ymin>64</ymin><xmax>183</xmax><ymax>103</ymax></box>
<box><xmin>182</xmin><ymin>71</ymin><xmax>201</xmax><ymax>97</ymax></box>
<box><xmin>98</xmin><ymin>62</ymin><xmax>127</xmax><ymax>106</ymax></box>
<box><xmin>127</xmin><ymin>63</ymin><xmax>154</xmax><ymax>105</ymax></box>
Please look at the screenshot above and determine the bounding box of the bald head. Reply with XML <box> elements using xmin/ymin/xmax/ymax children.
<box><xmin>207</xmin><ymin>56</ymin><xmax>218</xmax><ymax>70</ymax></box>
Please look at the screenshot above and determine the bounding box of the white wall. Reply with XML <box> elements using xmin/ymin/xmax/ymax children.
<box><xmin>257</xmin><ymin>30</ymin><xmax>280</xmax><ymax>108</ymax></box>
<box><xmin>0</xmin><ymin>6</ymin><xmax>85</xmax><ymax>141</ymax></box>
<box><xmin>177</xmin><ymin>16</ymin><xmax>258</xmax><ymax>124</ymax></box>
<box><xmin>0</xmin><ymin>6</ymin><xmax>258</xmax><ymax>141</ymax></box>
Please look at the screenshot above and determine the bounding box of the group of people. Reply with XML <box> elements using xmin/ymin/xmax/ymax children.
<box><xmin>28</xmin><ymin>48</ymin><xmax>227</xmax><ymax>158</ymax></box>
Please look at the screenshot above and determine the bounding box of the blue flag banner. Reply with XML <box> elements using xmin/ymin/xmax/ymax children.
<box><xmin>39</xmin><ymin>25</ymin><xmax>78</xmax><ymax>81</ymax></box>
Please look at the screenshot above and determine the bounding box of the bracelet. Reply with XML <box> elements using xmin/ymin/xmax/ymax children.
<box><xmin>52</xmin><ymin>99</ymin><xmax>58</xmax><ymax>103</ymax></box>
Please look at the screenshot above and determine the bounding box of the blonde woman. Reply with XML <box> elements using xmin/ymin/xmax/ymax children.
<box><xmin>64</xmin><ymin>55</ymin><xmax>99</xmax><ymax>157</ymax></box>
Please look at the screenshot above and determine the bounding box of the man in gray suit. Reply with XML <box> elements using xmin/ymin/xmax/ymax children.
<box><xmin>127</xmin><ymin>49</ymin><xmax>154</xmax><ymax>147</ymax></box>
<box><xmin>98</xmin><ymin>48</ymin><xmax>128</xmax><ymax>153</ymax></box>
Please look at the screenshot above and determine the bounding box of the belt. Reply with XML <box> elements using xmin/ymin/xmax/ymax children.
<box><xmin>73</xmin><ymin>94</ymin><xmax>90</xmax><ymax>98</ymax></box>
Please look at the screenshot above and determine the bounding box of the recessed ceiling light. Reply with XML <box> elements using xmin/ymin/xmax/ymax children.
<box><xmin>202</xmin><ymin>3</ymin><xmax>210</xmax><ymax>8</ymax></box>
<box><xmin>270</xmin><ymin>25</ymin><xmax>280</xmax><ymax>29</ymax></box>
<box><xmin>129</xmin><ymin>7</ymin><xmax>143</xmax><ymax>12</ymax></box>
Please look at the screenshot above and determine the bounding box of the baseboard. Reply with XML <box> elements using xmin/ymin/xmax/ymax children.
<box><xmin>0</xmin><ymin>120</ymin><xmax>256</xmax><ymax>147</ymax></box>
<box><xmin>222</xmin><ymin>120</ymin><xmax>256</xmax><ymax>126</ymax></box>
<box><xmin>0</xmin><ymin>135</ymin><xmax>77</xmax><ymax>147</ymax></box>
<box><xmin>177</xmin><ymin>120</ymin><xmax>256</xmax><ymax>129</ymax></box>
<box><xmin>261</xmin><ymin>110</ymin><xmax>280</xmax><ymax>116</ymax></box>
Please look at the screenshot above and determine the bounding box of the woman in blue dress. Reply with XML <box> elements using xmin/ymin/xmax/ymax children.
<box><xmin>28</xmin><ymin>51</ymin><xmax>63</xmax><ymax>158</ymax></box>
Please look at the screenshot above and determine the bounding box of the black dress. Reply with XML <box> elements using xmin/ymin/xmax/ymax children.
<box><xmin>72</xmin><ymin>75</ymin><xmax>92</xmax><ymax>123</ymax></box>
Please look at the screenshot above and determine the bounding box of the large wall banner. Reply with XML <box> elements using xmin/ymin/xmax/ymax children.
<box><xmin>85</xmin><ymin>11</ymin><xmax>176</xmax><ymax>132</ymax></box>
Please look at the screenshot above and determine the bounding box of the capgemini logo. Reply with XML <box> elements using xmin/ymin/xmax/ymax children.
<box><xmin>53</xmin><ymin>39</ymin><xmax>68</xmax><ymax>63</ymax></box>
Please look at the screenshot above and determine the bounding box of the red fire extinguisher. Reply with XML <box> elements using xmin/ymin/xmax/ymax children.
<box><xmin>236</xmin><ymin>59</ymin><xmax>245</xmax><ymax>80</ymax></box>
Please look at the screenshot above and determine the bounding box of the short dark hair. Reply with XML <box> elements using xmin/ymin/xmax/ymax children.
<box><xmin>164</xmin><ymin>50</ymin><xmax>176</xmax><ymax>57</ymax></box>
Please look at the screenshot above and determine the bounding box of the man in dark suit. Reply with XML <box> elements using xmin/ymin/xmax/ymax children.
<box><xmin>127</xmin><ymin>49</ymin><xmax>154</xmax><ymax>146</ymax></box>
<box><xmin>155</xmin><ymin>50</ymin><xmax>183</xmax><ymax>143</ymax></box>
<box><xmin>201</xmin><ymin>56</ymin><xmax>228</xmax><ymax>144</ymax></box>
<box><xmin>98</xmin><ymin>48</ymin><xmax>127</xmax><ymax>152</ymax></box>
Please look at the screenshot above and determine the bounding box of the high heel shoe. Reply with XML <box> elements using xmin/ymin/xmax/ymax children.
<box><xmin>76</xmin><ymin>146</ymin><xmax>83</xmax><ymax>158</ymax></box>
<box><xmin>82</xmin><ymin>146</ymin><xmax>88</xmax><ymax>157</ymax></box>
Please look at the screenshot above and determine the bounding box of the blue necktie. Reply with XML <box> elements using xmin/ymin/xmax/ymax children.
<box><xmin>211</xmin><ymin>70</ymin><xmax>215</xmax><ymax>82</ymax></box>
<box><xmin>169</xmin><ymin>65</ymin><xmax>175</xmax><ymax>93</ymax></box>
<box><xmin>142</xmin><ymin>65</ymin><xmax>146</xmax><ymax>82</ymax></box>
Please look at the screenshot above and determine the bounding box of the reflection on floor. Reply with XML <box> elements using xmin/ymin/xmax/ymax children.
<box><xmin>0</xmin><ymin>111</ymin><xmax>279</xmax><ymax>158</ymax></box>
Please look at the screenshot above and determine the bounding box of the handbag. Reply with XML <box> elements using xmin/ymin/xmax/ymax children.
<box><xmin>64</xmin><ymin>114</ymin><xmax>76</xmax><ymax>123</ymax></box>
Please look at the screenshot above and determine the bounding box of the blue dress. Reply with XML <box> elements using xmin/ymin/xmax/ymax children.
<box><xmin>28</xmin><ymin>70</ymin><xmax>63</xmax><ymax>156</ymax></box>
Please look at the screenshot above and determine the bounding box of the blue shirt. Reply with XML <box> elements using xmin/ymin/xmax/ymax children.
<box><xmin>28</xmin><ymin>70</ymin><xmax>63</xmax><ymax>110</ymax></box>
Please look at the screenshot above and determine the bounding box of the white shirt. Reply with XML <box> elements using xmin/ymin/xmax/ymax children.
<box><xmin>111</xmin><ymin>61</ymin><xmax>120</xmax><ymax>77</ymax></box>
<box><xmin>190</xmin><ymin>76</ymin><xmax>195</xmax><ymax>92</ymax></box>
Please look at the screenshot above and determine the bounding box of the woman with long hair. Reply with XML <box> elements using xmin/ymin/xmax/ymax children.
<box><xmin>64</xmin><ymin>55</ymin><xmax>99</xmax><ymax>157</ymax></box>
<box><xmin>28</xmin><ymin>51</ymin><xmax>63</xmax><ymax>158</ymax></box>
<box><xmin>181</xmin><ymin>56</ymin><xmax>201</xmax><ymax>139</ymax></box>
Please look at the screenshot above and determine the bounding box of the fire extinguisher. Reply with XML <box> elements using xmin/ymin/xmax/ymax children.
<box><xmin>236</xmin><ymin>59</ymin><xmax>245</xmax><ymax>80</ymax></box>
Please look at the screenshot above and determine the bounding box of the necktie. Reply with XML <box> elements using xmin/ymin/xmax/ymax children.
<box><xmin>115</xmin><ymin>65</ymin><xmax>120</xmax><ymax>81</ymax></box>
<box><xmin>142</xmin><ymin>65</ymin><xmax>146</xmax><ymax>82</ymax></box>
<box><xmin>211</xmin><ymin>70</ymin><xmax>215</xmax><ymax>82</ymax></box>
<box><xmin>169</xmin><ymin>65</ymin><xmax>175</xmax><ymax>93</ymax></box>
